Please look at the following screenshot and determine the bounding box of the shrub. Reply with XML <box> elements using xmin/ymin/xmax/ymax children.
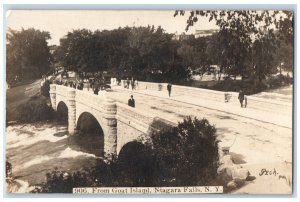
<box><xmin>148</xmin><ymin>116</ymin><xmax>219</xmax><ymax>186</ymax></box>
<box><xmin>212</xmin><ymin>79</ymin><xmax>268</xmax><ymax>95</ymax></box>
<box><xmin>14</xmin><ymin>97</ymin><xmax>55</xmax><ymax>123</ymax></box>
<box><xmin>31</xmin><ymin>168</ymin><xmax>93</xmax><ymax>193</ymax></box>
<box><xmin>266</xmin><ymin>74</ymin><xmax>291</xmax><ymax>88</ymax></box>
<box><xmin>41</xmin><ymin>80</ymin><xmax>51</xmax><ymax>97</ymax></box>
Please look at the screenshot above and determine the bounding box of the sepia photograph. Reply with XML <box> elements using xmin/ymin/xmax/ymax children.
<box><xmin>4</xmin><ymin>7</ymin><xmax>294</xmax><ymax>195</ymax></box>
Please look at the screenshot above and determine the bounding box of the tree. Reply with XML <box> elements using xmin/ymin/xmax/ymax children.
<box><xmin>205</xmin><ymin>33</ymin><xmax>227</xmax><ymax>80</ymax></box>
<box><xmin>148</xmin><ymin>116</ymin><xmax>219</xmax><ymax>186</ymax></box>
<box><xmin>272</xmin><ymin>38</ymin><xmax>293</xmax><ymax>73</ymax></box>
<box><xmin>58</xmin><ymin>28</ymin><xmax>132</xmax><ymax>75</ymax></box>
<box><xmin>177</xmin><ymin>36</ymin><xmax>211</xmax><ymax>75</ymax></box>
<box><xmin>58</xmin><ymin>29</ymin><xmax>94</xmax><ymax>72</ymax></box>
<box><xmin>6</xmin><ymin>28</ymin><xmax>52</xmax><ymax>84</ymax></box>
<box><xmin>57</xmin><ymin>26</ymin><xmax>191</xmax><ymax>82</ymax></box>
<box><xmin>95</xmin><ymin>27</ymin><xmax>132</xmax><ymax>76</ymax></box>
<box><xmin>251</xmin><ymin>33</ymin><xmax>278</xmax><ymax>81</ymax></box>
<box><xmin>174</xmin><ymin>10</ymin><xmax>294</xmax><ymax>80</ymax></box>
<box><xmin>128</xmin><ymin>26</ymin><xmax>186</xmax><ymax>82</ymax></box>
<box><xmin>51</xmin><ymin>45</ymin><xmax>65</xmax><ymax>70</ymax></box>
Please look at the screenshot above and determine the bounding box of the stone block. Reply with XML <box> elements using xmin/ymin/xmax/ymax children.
<box><xmin>218</xmin><ymin>154</ymin><xmax>250</xmax><ymax>190</ymax></box>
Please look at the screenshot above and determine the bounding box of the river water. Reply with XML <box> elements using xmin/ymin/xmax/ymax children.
<box><xmin>6</xmin><ymin>121</ymin><xmax>104</xmax><ymax>193</ymax></box>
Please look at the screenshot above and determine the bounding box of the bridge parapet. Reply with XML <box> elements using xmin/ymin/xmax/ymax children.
<box><xmin>119</xmin><ymin>80</ymin><xmax>292</xmax><ymax>115</ymax></box>
<box><xmin>116</xmin><ymin>102</ymin><xmax>176</xmax><ymax>153</ymax></box>
<box><xmin>117</xmin><ymin>103</ymin><xmax>154</xmax><ymax>127</ymax></box>
<box><xmin>55</xmin><ymin>85</ymin><xmax>71</xmax><ymax>96</ymax></box>
<box><xmin>76</xmin><ymin>89</ymin><xmax>106</xmax><ymax>106</ymax></box>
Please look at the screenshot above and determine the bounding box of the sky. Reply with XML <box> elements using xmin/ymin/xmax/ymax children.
<box><xmin>6</xmin><ymin>10</ymin><xmax>219</xmax><ymax>45</ymax></box>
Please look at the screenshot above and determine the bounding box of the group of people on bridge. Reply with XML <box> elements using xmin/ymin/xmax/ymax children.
<box><xmin>125</xmin><ymin>78</ymin><xmax>138</xmax><ymax>91</ymax></box>
<box><xmin>53</xmin><ymin>70</ymin><xmax>109</xmax><ymax>95</ymax></box>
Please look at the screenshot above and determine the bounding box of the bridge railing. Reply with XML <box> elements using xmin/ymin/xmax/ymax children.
<box><xmin>55</xmin><ymin>85</ymin><xmax>71</xmax><ymax>97</ymax></box>
<box><xmin>52</xmin><ymin>84</ymin><xmax>112</xmax><ymax>115</ymax></box>
<box><xmin>119</xmin><ymin>80</ymin><xmax>292</xmax><ymax>115</ymax></box>
<box><xmin>75</xmin><ymin>88</ymin><xmax>107</xmax><ymax>108</ymax></box>
<box><xmin>116</xmin><ymin>102</ymin><xmax>177</xmax><ymax>134</ymax></box>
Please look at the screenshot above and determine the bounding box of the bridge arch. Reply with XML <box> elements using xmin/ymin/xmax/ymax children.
<box><xmin>76</xmin><ymin>112</ymin><xmax>104</xmax><ymax>134</ymax></box>
<box><xmin>56</xmin><ymin>101</ymin><xmax>68</xmax><ymax>125</ymax></box>
<box><xmin>117</xmin><ymin>141</ymin><xmax>156</xmax><ymax>185</ymax></box>
<box><xmin>76</xmin><ymin>112</ymin><xmax>105</xmax><ymax>157</ymax></box>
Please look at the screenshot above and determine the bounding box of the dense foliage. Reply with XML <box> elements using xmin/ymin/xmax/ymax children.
<box><xmin>55</xmin><ymin>26</ymin><xmax>191</xmax><ymax>83</ymax></box>
<box><xmin>6</xmin><ymin>28</ymin><xmax>52</xmax><ymax>85</ymax></box>
<box><xmin>41</xmin><ymin>80</ymin><xmax>51</xmax><ymax>97</ymax></box>
<box><xmin>175</xmin><ymin>10</ymin><xmax>293</xmax><ymax>82</ymax></box>
<box><xmin>148</xmin><ymin>116</ymin><xmax>219</xmax><ymax>186</ymax></box>
<box><xmin>32</xmin><ymin>116</ymin><xmax>219</xmax><ymax>193</ymax></box>
<box><xmin>13</xmin><ymin>96</ymin><xmax>55</xmax><ymax>123</ymax></box>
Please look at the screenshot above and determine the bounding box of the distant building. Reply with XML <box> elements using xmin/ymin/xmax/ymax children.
<box><xmin>49</xmin><ymin>45</ymin><xmax>58</xmax><ymax>54</ymax></box>
<box><xmin>172</xmin><ymin>32</ymin><xmax>195</xmax><ymax>41</ymax></box>
<box><xmin>195</xmin><ymin>29</ymin><xmax>219</xmax><ymax>38</ymax></box>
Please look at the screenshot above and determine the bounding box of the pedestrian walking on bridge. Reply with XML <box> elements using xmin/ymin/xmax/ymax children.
<box><xmin>238</xmin><ymin>89</ymin><xmax>245</xmax><ymax>108</ymax></box>
<box><xmin>134</xmin><ymin>80</ymin><xmax>138</xmax><ymax>90</ymax></box>
<box><xmin>167</xmin><ymin>83</ymin><xmax>172</xmax><ymax>97</ymax></box>
<box><xmin>126</xmin><ymin>78</ymin><xmax>130</xmax><ymax>89</ymax></box>
<box><xmin>128</xmin><ymin>95</ymin><xmax>135</xmax><ymax>108</ymax></box>
<box><xmin>131</xmin><ymin>78</ymin><xmax>134</xmax><ymax>91</ymax></box>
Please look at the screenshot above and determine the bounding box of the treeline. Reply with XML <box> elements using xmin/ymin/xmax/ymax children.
<box><xmin>54</xmin><ymin>26</ymin><xmax>193</xmax><ymax>82</ymax></box>
<box><xmin>6</xmin><ymin>11</ymin><xmax>293</xmax><ymax>85</ymax></box>
<box><xmin>54</xmin><ymin>24</ymin><xmax>293</xmax><ymax>83</ymax></box>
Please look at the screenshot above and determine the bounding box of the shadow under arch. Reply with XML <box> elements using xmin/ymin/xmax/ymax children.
<box><xmin>116</xmin><ymin>141</ymin><xmax>157</xmax><ymax>186</ymax></box>
<box><xmin>71</xmin><ymin>112</ymin><xmax>104</xmax><ymax>157</ymax></box>
<box><xmin>57</xmin><ymin>101</ymin><xmax>68</xmax><ymax>125</ymax></box>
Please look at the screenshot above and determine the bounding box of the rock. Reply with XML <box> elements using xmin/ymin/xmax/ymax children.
<box><xmin>231</xmin><ymin>165</ymin><xmax>250</xmax><ymax>180</ymax></box>
<box><xmin>233</xmin><ymin>178</ymin><xmax>246</xmax><ymax>187</ymax></box>
<box><xmin>218</xmin><ymin>155</ymin><xmax>233</xmax><ymax>172</ymax></box>
<box><xmin>218</xmin><ymin>154</ymin><xmax>251</xmax><ymax>190</ymax></box>
<box><xmin>226</xmin><ymin>178</ymin><xmax>246</xmax><ymax>191</ymax></box>
<box><xmin>227</xmin><ymin>180</ymin><xmax>237</xmax><ymax>190</ymax></box>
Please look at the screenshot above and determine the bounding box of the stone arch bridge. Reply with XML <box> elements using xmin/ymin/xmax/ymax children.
<box><xmin>49</xmin><ymin>84</ymin><xmax>174</xmax><ymax>158</ymax></box>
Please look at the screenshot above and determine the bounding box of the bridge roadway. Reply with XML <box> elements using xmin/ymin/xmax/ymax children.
<box><xmin>107</xmin><ymin>86</ymin><xmax>292</xmax><ymax>167</ymax></box>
